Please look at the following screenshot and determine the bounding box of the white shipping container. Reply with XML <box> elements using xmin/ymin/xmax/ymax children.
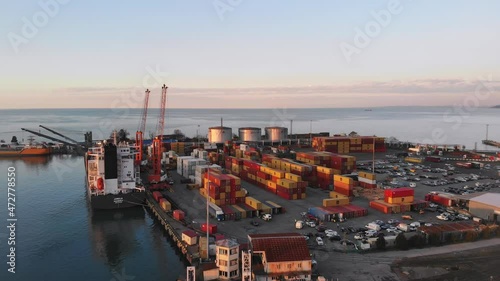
<box><xmin>359</xmin><ymin>177</ymin><xmax>376</xmax><ymax>184</ymax></box>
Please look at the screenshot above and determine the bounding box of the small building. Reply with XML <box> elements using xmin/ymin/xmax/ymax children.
<box><xmin>248</xmin><ymin>233</ymin><xmax>312</xmax><ymax>281</ymax></box>
<box><xmin>216</xmin><ymin>239</ymin><xmax>240</xmax><ymax>280</ymax></box>
<box><xmin>182</xmin><ymin>230</ymin><xmax>198</xmax><ymax>246</ymax></box>
<box><xmin>468</xmin><ymin>193</ymin><xmax>500</xmax><ymax>222</ymax></box>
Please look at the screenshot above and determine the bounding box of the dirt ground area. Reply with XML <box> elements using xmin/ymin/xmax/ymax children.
<box><xmin>392</xmin><ymin>244</ymin><xmax>500</xmax><ymax>281</ymax></box>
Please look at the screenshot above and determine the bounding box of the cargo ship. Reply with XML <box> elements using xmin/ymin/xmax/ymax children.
<box><xmin>84</xmin><ymin>139</ymin><xmax>145</xmax><ymax>209</ymax></box>
<box><xmin>0</xmin><ymin>143</ymin><xmax>51</xmax><ymax>156</ymax></box>
<box><xmin>482</xmin><ymin>139</ymin><xmax>500</xmax><ymax>148</ymax></box>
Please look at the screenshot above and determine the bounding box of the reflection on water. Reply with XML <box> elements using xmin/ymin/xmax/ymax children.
<box><xmin>0</xmin><ymin>155</ymin><xmax>51</xmax><ymax>165</ymax></box>
<box><xmin>89</xmin><ymin>207</ymin><xmax>146</xmax><ymax>267</ymax></box>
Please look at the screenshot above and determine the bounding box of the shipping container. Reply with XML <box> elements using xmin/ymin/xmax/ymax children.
<box><xmin>173</xmin><ymin>210</ymin><xmax>185</xmax><ymax>221</ymax></box>
<box><xmin>153</xmin><ymin>191</ymin><xmax>162</xmax><ymax>202</ymax></box>
<box><xmin>323</xmin><ymin>198</ymin><xmax>349</xmax><ymax>207</ymax></box>
<box><xmin>159</xmin><ymin>198</ymin><xmax>171</xmax><ymax>211</ymax></box>
<box><xmin>201</xmin><ymin>223</ymin><xmax>217</xmax><ymax>235</ymax></box>
<box><xmin>385</xmin><ymin>196</ymin><xmax>414</xmax><ymax>204</ymax></box>
<box><xmin>384</xmin><ymin>187</ymin><xmax>415</xmax><ymax>198</ymax></box>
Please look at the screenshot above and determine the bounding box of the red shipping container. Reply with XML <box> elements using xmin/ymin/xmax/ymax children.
<box><xmin>173</xmin><ymin>210</ymin><xmax>185</xmax><ymax>221</ymax></box>
<box><xmin>201</xmin><ymin>223</ymin><xmax>217</xmax><ymax>234</ymax></box>
<box><xmin>213</xmin><ymin>233</ymin><xmax>225</xmax><ymax>241</ymax></box>
<box><xmin>152</xmin><ymin>191</ymin><xmax>162</xmax><ymax>202</ymax></box>
<box><xmin>384</xmin><ymin>188</ymin><xmax>414</xmax><ymax>198</ymax></box>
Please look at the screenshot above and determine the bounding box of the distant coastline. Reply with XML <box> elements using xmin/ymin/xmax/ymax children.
<box><xmin>493</xmin><ymin>105</ymin><xmax>500</xmax><ymax>108</ymax></box>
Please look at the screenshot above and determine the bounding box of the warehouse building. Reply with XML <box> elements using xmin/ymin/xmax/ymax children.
<box><xmin>468</xmin><ymin>193</ymin><xmax>500</xmax><ymax>222</ymax></box>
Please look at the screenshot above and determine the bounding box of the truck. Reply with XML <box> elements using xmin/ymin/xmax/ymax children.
<box><xmin>397</xmin><ymin>223</ymin><xmax>410</xmax><ymax>232</ymax></box>
<box><xmin>209</xmin><ymin>202</ymin><xmax>225</xmax><ymax>221</ymax></box>
<box><xmin>365</xmin><ymin>222</ymin><xmax>381</xmax><ymax>231</ymax></box>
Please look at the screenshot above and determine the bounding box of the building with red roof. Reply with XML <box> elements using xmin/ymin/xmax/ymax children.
<box><xmin>248</xmin><ymin>233</ymin><xmax>312</xmax><ymax>281</ymax></box>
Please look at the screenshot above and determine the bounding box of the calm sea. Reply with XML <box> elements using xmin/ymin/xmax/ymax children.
<box><xmin>0</xmin><ymin>107</ymin><xmax>499</xmax><ymax>280</ymax></box>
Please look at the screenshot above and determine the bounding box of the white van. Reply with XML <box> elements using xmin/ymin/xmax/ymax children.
<box><xmin>295</xmin><ymin>220</ymin><xmax>304</xmax><ymax>229</ymax></box>
<box><xmin>409</xmin><ymin>182</ymin><xmax>417</xmax><ymax>188</ymax></box>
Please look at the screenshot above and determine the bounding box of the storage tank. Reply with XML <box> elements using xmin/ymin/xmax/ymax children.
<box><xmin>238</xmin><ymin>127</ymin><xmax>262</xmax><ymax>142</ymax></box>
<box><xmin>208</xmin><ymin>126</ymin><xmax>232</xmax><ymax>143</ymax></box>
<box><xmin>265</xmin><ymin>127</ymin><xmax>288</xmax><ymax>141</ymax></box>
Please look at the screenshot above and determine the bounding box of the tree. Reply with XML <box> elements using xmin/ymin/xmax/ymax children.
<box><xmin>11</xmin><ymin>136</ymin><xmax>18</xmax><ymax>144</ymax></box>
<box><xmin>409</xmin><ymin>234</ymin><xmax>426</xmax><ymax>248</ymax></box>
<box><xmin>395</xmin><ymin>233</ymin><xmax>409</xmax><ymax>250</ymax></box>
<box><xmin>110</xmin><ymin>129</ymin><xmax>130</xmax><ymax>142</ymax></box>
<box><xmin>376</xmin><ymin>234</ymin><xmax>386</xmax><ymax>250</ymax></box>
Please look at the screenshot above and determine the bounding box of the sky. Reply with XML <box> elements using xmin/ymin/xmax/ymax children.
<box><xmin>1</xmin><ymin>0</ymin><xmax>499</xmax><ymax>109</ymax></box>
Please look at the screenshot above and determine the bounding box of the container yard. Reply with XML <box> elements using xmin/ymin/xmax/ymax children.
<box><xmin>136</xmin><ymin>131</ymin><xmax>499</xmax><ymax>280</ymax></box>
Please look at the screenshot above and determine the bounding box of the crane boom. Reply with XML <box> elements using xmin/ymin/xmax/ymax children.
<box><xmin>136</xmin><ymin>89</ymin><xmax>150</xmax><ymax>165</ymax></box>
<box><xmin>156</xmin><ymin>84</ymin><xmax>168</xmax><ymax>139</ymax></box>
<box><xmin>39</xmin><ymin>125</ymin><xmax>79</xmax><ymax>144</ymax></box>
<box><xmin>139</xmin><ymin>89</ymin><xmax>150</xmax><ymax>134</ymax></box>
<box><xmin>21</xmin><ymin>128</ymin><xmax>76</xmax><ymax>146</ymax></box>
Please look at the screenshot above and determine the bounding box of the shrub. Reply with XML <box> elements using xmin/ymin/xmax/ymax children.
<box><xmin>376</xmin><ymin>235</ymin><xmax>386</xmax><ymax>251</ymax></box>
<box><xmin>395</xmin><ymin>233</ymin><xmax>409</xmax><ymax>250</ymax></box>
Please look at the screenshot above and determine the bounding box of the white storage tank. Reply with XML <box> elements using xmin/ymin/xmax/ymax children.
<box><xmin>238</xmin><ymin>127</ymin><xmax>262</xmax><ymax>142</ymax></box>
<box><xmin>265</xmin><ymin>127</ymin><xmax>288</xmax><ymax>141</ymax></box>
<box><xmin>208</xmin><ymin>126</ymin><xmax>232</xmax><ymax>143</ymax></box>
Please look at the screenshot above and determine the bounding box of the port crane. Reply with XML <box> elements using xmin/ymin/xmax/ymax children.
<box><xmin>135</xmin><ymin>89</ymin><xmax>150</xmax><ymax>165</ymax></box>
<box><xmin>148</xmin><ymin>84</ymin><xmax>168</xmax><ymax>185</ymax></box>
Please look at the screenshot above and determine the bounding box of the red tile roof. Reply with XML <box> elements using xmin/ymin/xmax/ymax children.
<box><xmin>182</xmin><ymin>230</ymin><xmax>198</xmax><ymax>238</ymax></box>
<box><xmin>248</xmin><ymin>233</ymin><xmax>311</xmax><ymax>262</ymax></box>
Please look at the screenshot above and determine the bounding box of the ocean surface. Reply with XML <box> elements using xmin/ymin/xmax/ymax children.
<box><xmin>1</xmin><ymin>107</ymin><xmax>499</xmax><ymax>150</ymax></box>
<box><xmin>0</xmin><ymin>107</ymin><xmax>499</xmax><ymax>281</ymax></box>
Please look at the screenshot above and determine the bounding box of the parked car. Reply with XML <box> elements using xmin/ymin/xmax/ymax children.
<box><xmin>250</xmin><ymin>220</ymin><xmax>260</xmax><ymax>226</ymax></box>
<box><xmin>306</xmin><ymin>221</ymin><xmax>316</xmax><ymax>228</ymax></box>
<box><xmin>316</xmin><ymin>237</ymin><xmax>324</xmax><ymax>245</ymax></box>
<box><xmin>261</xmin><ymin>214</ymin><xmax>272</xmax><ymax>221</ymax></box>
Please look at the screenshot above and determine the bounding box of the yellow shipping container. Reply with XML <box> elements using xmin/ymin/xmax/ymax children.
<box><xmin>301</xmin><ymin>193</ymin><xmax>307</xmax><ymax>199</ymax></box>
<box><xmin>386</xmin><ymin>196</ymin><xmax>414</xmax><ymax>204</ymax></box>
<box><xmin>334</xmin><ymin>175</ymin><xmax>354</xmax><ymax>185</ymax></box>
<box><xmin>285</xmin><ymin>173</ymin><xmax>302</xmax><ymax>182</ymax></box>
<box><xmin>293</xmin><ymin>194</ymin><xmax>298</xmax><ymax>200</ymax></box>
<box><xmin>323</xmin><ymin>198</ymin><xmax>349</xmax><ymax>207</ymax></box>
<box><xmin>266</xmin><ymin>181</ymin><xmax>277</xmax><ymax>189</ymax></box>
<box><xmin>329</xmin><ymin>191</ymin><xmax>348</xmax><ymax>199</ymax></box>
<box><xmin>199</xmin><ymin>188</ymin><xmax>207</xmax><ymax>198</ymax></box>
<box><xmin>317</xmin><ymin>166</ymin><xmax>334</xmax><ymax>174</ymax></box>
<box><xmin>160</xmin><ymin>200</ymin><xmax>171</xmax><ymax>211</ymax></box>
<box><xmin>277</xmin><ymin>179</ymin><xmax>297</xmax><ymax>188</ymax></box>
<box><xmin>359</xmin><ymin>172</ymin><xmax>376</xmax><ymax>180</ymax></box>
<box><xmin>248</xmin><ymin>174</ymin><xmax>256</xmax><ymax>180</ymax></box>
<box><xmin>245</xmin><ymin>197</ymin><xmax>262</xmax><ymax>210</ymax></box>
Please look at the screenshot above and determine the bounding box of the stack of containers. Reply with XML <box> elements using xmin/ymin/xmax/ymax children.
<box><xmin>358</xmin><ymin>171</ymin><xmax>377</xmax><ymax>189</ymax></box>
<box><xmin>171</xmin><ymin>142</ymin><xmax>185</xmax><ymax>155</ymax></box>
<box><xmin>195</xmin><ymin>165</ymin><xmax>222</xmax><ymax>187</ymax></box>
<box><xmin>312</xmin><ymin>136</ymin><xmax>386</xmax><ymax>153</ymax></box>
<box><xmin>384</xmin><ymin>188</ymin><xmax>414</xmax><ymax>204</ymax></box>
<box><xmin>369</xmin><ymin>187</ymin><xmax>423</xmax><ymax>214</ymax></box>
<box><xmin>191</xmin><ymin>148</ymin><xmax>209</xmax><ymax>161</ymax></box>
<box><xmin>333</xmin><ymin>175</ymin><xmax>354</xmax><ymax>197</ymax></box>
<box><xmin>203</xmin><ymin>169</ymin><xmax>243</xmax><ymax>206</ymax></box>
<box><xmin>182</xmin><ymin>158</ymin><xmax>208</xmax><ymax>178</ymax></box>
<box><xmin>330</xmin><ymin>154</ymin><xmax>356</xmax><ymax>174</ymax></box>
<box><xmin>349</xmin><ymin>137</ymin><xmax>362</xmax><ymax>152</ymax></box>
<box><xmin>316</xmin><ymin>166</ymin><xmax>335</xmax><ymax>190</ymax></box>
<box><xmin>177</xmin><ymin>156</ymin><xmax>194</xmax><ymax>176</ymax></box>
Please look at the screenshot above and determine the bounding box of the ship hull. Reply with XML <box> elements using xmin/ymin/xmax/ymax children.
<box><xmin>88</xmin><ymin>191</ymin><xmax>146</xmax><ymax>209</ymax></box>
<box><xmin>0</xmin><ymin>148</ymin><xmax>51</xmax><ymax>156</ymax></box>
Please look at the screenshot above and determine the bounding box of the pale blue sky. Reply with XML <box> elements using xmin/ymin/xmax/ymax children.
<box><xmin>1</xmin><ymin>0</ymin><xmax>499</xmax><ymax>108</ymax></box>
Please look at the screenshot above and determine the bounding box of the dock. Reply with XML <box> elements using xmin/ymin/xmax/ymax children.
<box><xmin>144</xmin><ymin>189</ymin><xmax>200</xmax><ymax>266</ymax></box>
